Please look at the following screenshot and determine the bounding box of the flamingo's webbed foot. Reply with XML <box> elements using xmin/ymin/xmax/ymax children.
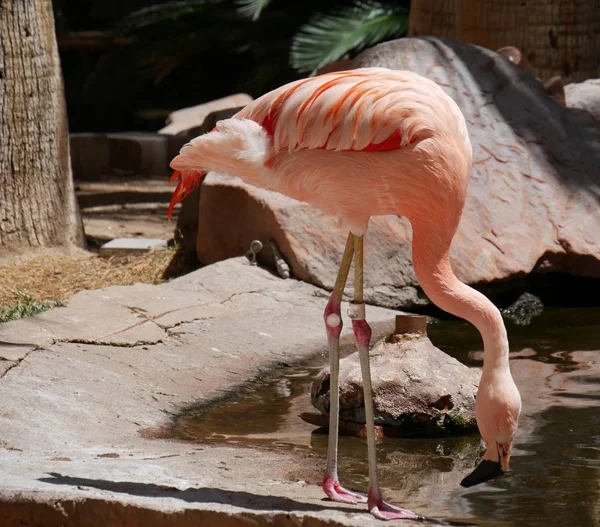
<box><xmin>368</xmin><ymin>490</ymin><xmax>423</xmax><ymax>521</ymax></box>
<box><xmin>323</xmin><ymin>476</ymin><xmax>367</xmax><ymax>504</ymax></box>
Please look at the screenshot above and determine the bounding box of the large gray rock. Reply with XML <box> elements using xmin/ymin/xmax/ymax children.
<box><xmin>193</xmin><ymin>37</ymin><xmax>600</xmax><ymax>310</ymax></box>
<box><xmin>352</xmin><ymin>37</ymin><xmax>600</xmax><ymax>280</ymax></box>
<box><xmin>311</xmin><ymin>334</ymin><xmax>480</xmax><ymax>437</ymax></box>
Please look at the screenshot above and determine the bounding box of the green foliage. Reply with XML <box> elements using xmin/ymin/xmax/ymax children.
<box><xmin>0</xmin><ymin>290</ymin><xmax>63</xmax><ymax>323</ymax></box>
<box><xmin>117</xmin><ymin>1</ymin><xmax>224</xmax><ymax>32</ymax></box>
<box><xmin>235</xmin><ymin>0</ymin><xmax>272</xmax><ymax>21</ymax></box>
<box><xmin>114</xmin><ymin>0</ymin><xmax>252</xmax><ymax>84</ymax></box>
<box><xmin>67</xmin><ymin>0</ymin><xmax>409</xmax><ymax>131</ymax></box>
<box><xmin>291</xmin><ymin>0</ymin><xmax>408</xmax><ymax>75</ymax></box>
<box><xmin>114</xmin><ymin>0</ymin><xmax>408</xmax><ymax>84</ymax></box>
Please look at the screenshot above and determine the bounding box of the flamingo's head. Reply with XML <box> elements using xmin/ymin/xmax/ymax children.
<box><xmin>461</xmin><ymin>370</ymin><xmax>521</xmax><ymax>487</ymax></box>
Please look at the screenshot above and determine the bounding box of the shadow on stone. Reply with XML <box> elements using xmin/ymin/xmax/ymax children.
<box><xmin>38</xmin><ymin>472</ymin><xmax>359</xmax><ymax>514</ymax></box>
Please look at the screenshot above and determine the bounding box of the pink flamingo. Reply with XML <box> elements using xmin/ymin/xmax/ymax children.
<box><xmin>167</xmin><ymin>67</ymin><xmax>522</xmax><ymax>521</ymax></box>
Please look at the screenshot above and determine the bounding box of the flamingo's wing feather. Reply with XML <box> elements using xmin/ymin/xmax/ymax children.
<box><xmin>167</xmin><ymin>68</ymin><xmax>469</xmax><ymax>217</ymax></box>
<box><xmin>234</xmin><ymin>68</ymin><xmax>455</xmax><ymax>155</ymax></box>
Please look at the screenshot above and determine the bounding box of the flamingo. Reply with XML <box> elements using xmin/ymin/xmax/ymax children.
<box><xmin>166</xmin><ymin>67</ymin><xmax>522</xmax><ymax>521</ymax></box>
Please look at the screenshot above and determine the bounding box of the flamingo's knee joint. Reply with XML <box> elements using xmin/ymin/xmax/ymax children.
<box><xmin>326</xmin><ymin>313</ymin><xmax>342</xmax><ymax>328</ymax></box>
<box><xmin>324</xmin><ymin>300</ymin><xmax>343</xmax><ymax>339</ymax></box>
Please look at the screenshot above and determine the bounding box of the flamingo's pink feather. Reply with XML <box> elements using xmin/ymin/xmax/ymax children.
<box><xmin>234</xmin><ymin>68</ymin><xmax>462</xmax><ymax>154</ymax></box>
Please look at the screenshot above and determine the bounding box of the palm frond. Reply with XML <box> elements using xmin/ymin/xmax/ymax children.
<box><xmin>112</xmin><ymin>0</ymin><xmax>250</xmax><ymax>86</ymax></box>
<box><xmin>290</xmin><ymin>0</ymin><xmax>407</xmax><ymax>75</ymax></box>
<box><xmin>235</xmin><ymin>0</ymin><xmax>272</xmax><ymax>21</ymax></box>
<box><xmin>132</xmin><ymin>22</ymin><xmax>251</xmax><ymax>84</ymax></box>
<box><xmin>117</xmin><ymin>1</ymin><xmax>224</xmax><ymax>34</ymax></box>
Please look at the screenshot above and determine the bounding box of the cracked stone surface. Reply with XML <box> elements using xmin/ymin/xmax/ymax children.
<box><xmin>0</xmin><ymin>257</ymin><xmax>411</xmax><ymax>526</ymax></box>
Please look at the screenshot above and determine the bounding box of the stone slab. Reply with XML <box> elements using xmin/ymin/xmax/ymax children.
<box><xmin>99</xmin><ymin>238</ymin><xmax>169</xmax><ymax>257</ymax></box>
<box><xmin>0</xmin><ymin>258</ymin><xmax>408</xmax><ymax>526</ymax></box>
<box><xmin>0</xmin><ymin>342</ymin><xmax>32</xmax><ymax>362</ymax></box>
<box><xmin>0</xmin><ymin>360</ymin><xmax>16</xmax><ymax>377</ymax></box>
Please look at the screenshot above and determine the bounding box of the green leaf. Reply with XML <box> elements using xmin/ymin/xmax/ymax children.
<box><xmin>235</xmin><ymin>0</ymin><xmax>272</xmax><ymax>21</ymax></box>
<box><xmin>0</xmin><ymin>290</ymin><xmax>59</xmax><ymax>323</ymax></box>
<box><xmin>290</xmin><ymin>0</ymin><xmax>408</xmax><ymax>75</ymax></box>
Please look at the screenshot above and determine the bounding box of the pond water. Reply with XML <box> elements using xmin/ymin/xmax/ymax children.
<box><xmin>170</xmin><ymin>307</ymin><xmax>600</xmax><ymax>527</ymax></box>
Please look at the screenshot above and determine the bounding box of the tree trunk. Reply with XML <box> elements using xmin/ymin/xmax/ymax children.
<box><xmin>408</xmin><ymin>0</ymin><xmax>600</xmax><ymax>82</ymax></box>
<box><xmin>0</xmin><ymin>0</ymin><xmax>84</xmax><ymax>250</ymax></box>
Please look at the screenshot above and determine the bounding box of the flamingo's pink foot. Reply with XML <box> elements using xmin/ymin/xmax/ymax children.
<box><xmin>368</xmin><ymin>490</ymin><xmax>423</xmax><ymax>521</ymax></box>
<box><xmin>323</xmin><ymin>476</ymin><xmax>367</xmax><ymax>504</ymax></box>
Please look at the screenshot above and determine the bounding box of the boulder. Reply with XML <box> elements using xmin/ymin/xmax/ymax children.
<box><xmin>352</xmin><ymin>37</ymin><xmax>600</xmax><ymax>279</ymax></box>
<box><xmin>193</xmin><ymin>37</ymin><xmax>600</xmax><ymax>309</ymax></box>
<box><xmin>500</xmin><ymin>292</ymin><xmax>544</xmax><ymax>326</ymax></box>
<box><xmin>159</xmin><ymin>93</ymin><xmax>253</xmax><ymax>136</ymax></box>
<box><xmin>310</xmin><ymin>332</ymin><xmax>480</xmax><ymax>437</ymax></box>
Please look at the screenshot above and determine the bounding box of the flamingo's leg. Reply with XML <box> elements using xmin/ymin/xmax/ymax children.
<box><xmin>350</xmin><ymin>235</ymin><xmax>422</xmax><ymax>521</ymax></box>
<box><xmin>322</xmin><ymin>233</ymin><xmax>366</xmax><ymax>505</ymax></box>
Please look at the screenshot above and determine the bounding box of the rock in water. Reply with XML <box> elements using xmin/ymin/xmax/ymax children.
<box><xmin>502</xmin><ymin>292</ymin><xmax>544</xmax><ymax>326</ymax></box>
<box><xmin>311</xmin><ymin>334</ymin><xmax>480</xmax><ymax>437</ymax></box>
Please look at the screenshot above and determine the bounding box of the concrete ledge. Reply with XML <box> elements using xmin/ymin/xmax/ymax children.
<box><xmin>70</xmin><ymin>132</ymin><xmax>176</xmax><ymax>180</ymax></box>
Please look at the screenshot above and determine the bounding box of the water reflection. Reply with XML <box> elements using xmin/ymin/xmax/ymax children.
<box><xmin>458</xmin><ymin>376</ymin><xmax>600</xmax><ymax>527</ymax></box>
<box><xmin>169</xmin><ymin>307</ymin><xmax>600</xmax><ymax>526</ymax></box>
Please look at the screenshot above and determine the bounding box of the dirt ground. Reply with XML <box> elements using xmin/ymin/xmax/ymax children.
<box><xmin>0</xmin><ymin>176</ymin><xmax>197</xmax><ymax>308</ymax></box>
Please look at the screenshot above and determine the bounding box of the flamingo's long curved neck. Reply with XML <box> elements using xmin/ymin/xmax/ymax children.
<box><xmin>410</xmin><ymin>219</ymin><xmax>509</xmax><ymax>373</ymax></box>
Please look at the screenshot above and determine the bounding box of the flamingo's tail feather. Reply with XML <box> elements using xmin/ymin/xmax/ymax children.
<box><xmin>167</xmin><ymin>118</ymin><xmax>271</xmax><ymax>219</ymax></box>
<box><xmin>166</xmin><ymin>171</ymin><xmax>205</xmax><ymax>220</ymax></box>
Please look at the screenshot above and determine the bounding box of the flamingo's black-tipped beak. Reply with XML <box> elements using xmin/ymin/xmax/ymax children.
<box><xmin>461</xmin><ymin>442</ymin><xmax>513</xmax><ymax>487</ymax></box>
<box><xmin>460</xmin><ymin>459</ymin><xmax>504</xmax><ymax>487</ymax></box>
